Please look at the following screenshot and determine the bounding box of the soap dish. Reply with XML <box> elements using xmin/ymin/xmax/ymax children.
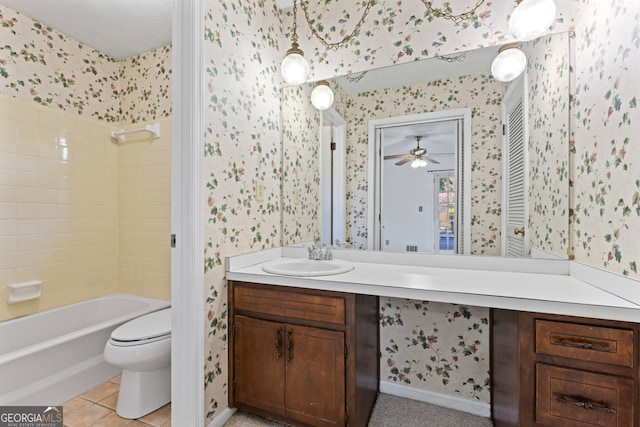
<box><xmin>8</xmin><ymin>280</ymin><xmax>42</xmax><ymax>304</ymax></box>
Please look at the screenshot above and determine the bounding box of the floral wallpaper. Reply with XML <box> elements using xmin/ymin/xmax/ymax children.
<box><xmin>380</xmin><ymin>299</ymin><xmax>490</xmax><ymax>401</ymax></box>
<box><xmin>571</xmin><ymin>0</ymin><xmax>640</xmax><ymax>279</ymax></box>
<box><xmin>522</xmin><ymin>32</ymin><xmax>571</xmax><ymax>258</ymax></box>
<box><xmin>119</xmin><ymin>45</ymin><xmax>173</xmax><ymax>124</ymax></box>
<box><xmin>0</xmin><ymin>5</ymin><xmax>172</xmax><ymax>125</ymax></box>
<box><xmin>202</xmin><ymin>1</ymin><xmax>283</xmax><ymax>421</ymax></box>
<box><xmin>281</xmin><ymin>83</ymin><xmax>321</xmax><ymax>245</ymax></box>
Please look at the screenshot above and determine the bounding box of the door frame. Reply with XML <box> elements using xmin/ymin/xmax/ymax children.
<box><xmin>171</xmin><ymin>0</ymin><xmax>205</xmax><ymax>425</ymax></box>
<box><xmin>367</xmin><ymin>109</ymin><xmax>472</xmax><ymax>253</ymax></box>
<box><xmin>320</xmin><ymin>108</ymin><xmax>347</xmax><ymax>245</ymax></box>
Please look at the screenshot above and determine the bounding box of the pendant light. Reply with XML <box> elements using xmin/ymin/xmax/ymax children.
<box><xmin>509</xmin><ymin>0</ymin><xmax>557</xmax><ymax>41</ymax></box>
<box><xmin>491</xmin><ymin>44</ymin><xmax>527</xmax><ymax>82</ymax></box>
<box><xmin>281</xmin><ymin>0</ymin><xmax>310</xmax><ymax>85</ymax></box>
<box><xmin>310</xmin><ymin>81</ymin><xmax>334</xmax><ymax>110</ymax></box>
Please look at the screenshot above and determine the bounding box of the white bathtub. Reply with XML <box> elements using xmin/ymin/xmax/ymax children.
<box><xmin>0</xmin><ymin>293</ymin><xmax>170</xmax><ymax>405</ymax></box>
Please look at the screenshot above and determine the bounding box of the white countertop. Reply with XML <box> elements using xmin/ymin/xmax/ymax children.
<box><xmin>226</xmin><ymin>247</ymin><xmax>640</xmax><ymax>323</ymax></box>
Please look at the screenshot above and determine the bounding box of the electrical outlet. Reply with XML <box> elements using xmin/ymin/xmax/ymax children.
<box><xmin>256</xmin><ymin>180</ymin><xmax>265</xmax><ymax>202</ymax></box>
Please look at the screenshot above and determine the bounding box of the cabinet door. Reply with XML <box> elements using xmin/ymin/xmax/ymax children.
<box><xmin>284</xmin><ymin>324</ymin><xmax>346</xmax><ymax>427</ymax></box>
<box><xmin>234</xmin><ymin>315</ymin><xmax>285</xmax><ymax>416</ymax></box>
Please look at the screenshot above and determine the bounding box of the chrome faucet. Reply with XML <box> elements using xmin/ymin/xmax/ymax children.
<box><xmin>308</xmin><ymin>242</ymin><xmax>333</xmax><ymax>260</ymax></box>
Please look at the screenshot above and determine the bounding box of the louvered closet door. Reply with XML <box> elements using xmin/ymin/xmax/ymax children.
<box><xmin>502</xmin><ymin>76</ymin><xmax>528</xmax><ymax>257</ymax></box>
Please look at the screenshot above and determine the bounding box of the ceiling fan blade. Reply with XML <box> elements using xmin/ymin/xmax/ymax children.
<box><xmin>424</xmin><ymin>155</ymin><xmax>440</xmax><ymax>164</ymax></box>
<box><xmin>384</xmin><ymin>154</ymin><xmax>408</xmax><ymax>160</ymax></box>
<box><xmin>395</xmin><ymin>157</ymin><xmax>412</xmax><ymax>166</ymax></box>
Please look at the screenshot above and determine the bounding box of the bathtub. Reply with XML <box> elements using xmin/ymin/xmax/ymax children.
<box><xmin>0</xmin><ymin>293</ymin><xmax>170</xmax><ymax>405</ymax></box>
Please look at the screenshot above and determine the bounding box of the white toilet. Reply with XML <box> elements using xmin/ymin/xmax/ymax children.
<box><xmin>103</xmin><ymin>307</ymin><xmax>171</xmax><ymax>419</ymax></box>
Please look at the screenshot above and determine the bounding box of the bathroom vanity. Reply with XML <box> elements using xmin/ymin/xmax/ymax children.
<box><xmin>492</xmin><ymin>310</ymin><xmax>639</xmax><ymax>427</ymax></box>
<box><xmin>228</xmin><ymin>281</ymin><xmax>378</xmax><ymax>427</ymax></box>
<box><xmin>226</xmin><ymin>246</ymin><xmax>640</xmax><ymax>426</ymax></box>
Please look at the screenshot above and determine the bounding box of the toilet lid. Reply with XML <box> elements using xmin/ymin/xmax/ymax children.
<box><xmin>111</xmin><ymin>308</ymin><xmax>171</xmax><ymax>343</ymax></box>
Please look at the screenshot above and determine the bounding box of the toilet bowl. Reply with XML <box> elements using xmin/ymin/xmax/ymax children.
<box><xmin>103</xmin><ymin>307</ymin><xmax>171</xmax><ymax>419</ymax></box>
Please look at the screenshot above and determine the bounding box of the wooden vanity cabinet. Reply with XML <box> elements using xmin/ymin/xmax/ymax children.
<box><xmin>492</xmin><ymin>310</ymin><xmax>640</xmax><ymax>427</ymax></box>
<box><xmin>228</xmin><ymin>281</ymin><xmax>379</xmax><ymax>427</ymax></box>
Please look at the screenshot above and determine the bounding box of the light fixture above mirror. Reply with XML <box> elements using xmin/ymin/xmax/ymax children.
<box><xmin>491</xmin><ymin>43</ymin><xmax>527</xmax><ymax>82</ymax></box>
<box><xmin>281</xmin><ymin>0</ymin><xmax>310</xmax><ymax>85</ymax></box>
<box><xmin>310</xmin><ymin>80</ymin><xmax>334</xmax><ymax>110</ymax></box>
<box><xmin>509</xmin><ymin>0</ymin><xmax>557</xmax><ymax>41</ymax></box>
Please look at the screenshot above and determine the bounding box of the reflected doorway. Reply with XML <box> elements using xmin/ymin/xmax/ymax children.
<box><xmin>368</xmin><ymin>109</ymin><xmax>471</xmax><ymax>254</ymax></box>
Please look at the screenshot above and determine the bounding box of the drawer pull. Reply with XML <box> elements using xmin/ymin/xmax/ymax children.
<box><xmin>275</xmin><ymin>329</ymin><xmax>281</xmax><ymax>360</ymax></box>
<box><xmin>553</xmin><ymin>339</ymin><xmax>615</xmax><ymax>353</ymax></box>
<box><xmin>555</xmin><ymin>396</ymin><xmax>616</xmax><ymax>414</ymax></box>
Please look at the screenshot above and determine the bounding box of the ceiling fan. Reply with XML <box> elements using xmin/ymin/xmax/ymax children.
<box><xmin>384</xmin><ymin>135</ymin><xmax>440</xmax><ymax>168</ymax></box>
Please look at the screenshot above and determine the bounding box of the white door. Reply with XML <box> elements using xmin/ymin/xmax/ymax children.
<box><xmin>501</xmin><ymin>76</ymin><xmax>529</xmax><ymax>257</ymax></box>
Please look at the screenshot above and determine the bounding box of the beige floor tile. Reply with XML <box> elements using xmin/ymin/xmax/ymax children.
<box><xmin>110</xmin><ymin>375</ymin><xmax>122</xmax><ymax>384</ymax></box>
<box><xmin>63</xmin><ymin>404</ymin><xmax>111</xmax><ymax>427</ymax></box>
<box><xmin>160</xmin><ymin>419</ymin><xmax>171</xmax><ymax>427</ymax></box>
<box><xmin>62</xmin><ymin>396</ymin><xmax>93</xmax><ymax>418</ymax></box>
<box><xmin>97</xmin><ymin>390</ymin><xmax>119</xmax><ymax>410</ymax></box>
<box><xmin>89</xmin><ymin>412</ymin><xmax>133</xmax><ymax>427</ymax></box>
<box><xmin>125</xmin><ymin>421</ymin><xmax>151</xmax><ymax>427</ymax></box>
<box><xmin>81</xmin><ymin>381</ymin><xmax>120</xmax><ymax>402</ymax></box>
<box><xmin>138</xmin><ymin>403</ymin><xmax>171</xmax><ymax>427</ymax></box>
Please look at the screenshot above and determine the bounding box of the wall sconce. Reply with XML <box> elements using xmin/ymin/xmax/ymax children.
<box><xmin>509</xmin><ymin>0</ymin><xmax>557</xmax><ymax>41</ymax></box>
<box><xmin>310</xmin><ymin>81</ymin><xmax>334</xmax><ymax>110</ymax></box>
<box><xmin>281</xmin><ymin>0</ymin><xmax>310</xmax><ymax>85</ymax></box>
<box><xmin>491</xmin><ymin>44</ymin><xmax>527</xmax><ymax>82</ymax></box>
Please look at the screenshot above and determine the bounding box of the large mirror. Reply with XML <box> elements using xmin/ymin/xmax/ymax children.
<box><xmin>282</xmin><ymin>32</ymin><xmax>570</xmax><ymax>259</ymax></box>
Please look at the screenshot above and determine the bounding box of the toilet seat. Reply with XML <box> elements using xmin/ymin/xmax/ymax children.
<box><xmin>110</xmin><ymin>308</ymin><xmax>171</xmax><ymax>347</ymax></box>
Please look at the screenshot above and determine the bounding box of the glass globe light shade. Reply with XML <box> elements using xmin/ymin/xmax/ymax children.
<box><xmin>509</xmin><ymin>0</ymin><xmax>557</xmax><ymax>41</ymax></box>
<box><xmin>281</xmin><ymin>51</ymin><xmax>310</xmax><ymax>85</ymax></box>
<box><xmin>310</xmin><ymin>81</ymin><xmax>334</xmax><ymax>110</ymax></box>
<box><xmin>491</xmin><ymin>45</ymin><xmax>527</xmax><ymax>82</ymax></box>
<box><xmin>411</xmin><ymin>158</ymin><xmax>427</xmax><ymax>168</ymax></box>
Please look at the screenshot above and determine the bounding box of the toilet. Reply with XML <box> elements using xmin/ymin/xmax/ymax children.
<box><xmin>103</xmin><ymin>307</ymin><xmax>171</xmax><ymax>419</ymax></box>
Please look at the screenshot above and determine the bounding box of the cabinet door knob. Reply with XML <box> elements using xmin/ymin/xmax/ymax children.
<box><xmin>514</xmin><ymin>227</ymin><xmax>525</xmax><ymax>236</ymax></box>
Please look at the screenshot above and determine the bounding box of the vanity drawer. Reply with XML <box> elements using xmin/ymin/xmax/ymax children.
<box><xmin>233</xmin><ymin>284</ymin><xmax>346</xmax><ymax>325</ymax></box>
<box><xmin>535</xmin><ymin>319</ymin><xmax>634</xmax><ymax>367</ymax></box>
<box><xmin>536</xmin><ymin>364</ymin><xmax>633</xmax><ymax>427</ymax></box>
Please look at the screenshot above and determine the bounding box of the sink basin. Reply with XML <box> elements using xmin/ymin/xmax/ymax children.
<box><xmin>262</xmin><ymin>259</ymin><xmax>355</xmax><ymax>277</ymax></box>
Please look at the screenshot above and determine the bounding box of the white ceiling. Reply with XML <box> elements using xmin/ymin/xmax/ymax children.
<box><xmin>0</xmin><ymin>0</ymin><xmax>172</xmax><ymax>60</ymax></box>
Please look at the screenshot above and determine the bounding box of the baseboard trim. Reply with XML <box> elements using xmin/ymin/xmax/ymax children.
<box><xmin>379</xmin><ymin>381</ymin><xmax>491</xmax><ymax>418</ymax></box>
<box><xmin>206</xmin><ymin>407</ymin><xmax>237</xmax><ymax>427</ymax></box>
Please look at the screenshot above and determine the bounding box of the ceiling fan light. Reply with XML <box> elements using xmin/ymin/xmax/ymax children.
<box><xmin>281</xmin><ymin>45</ymin><xmax>310</xmax><ymax>85</ymax></box>
<box><xmin>411</xmin><ymin>158</ymin><xmax>427</xmax><ymax>168</ymax></box>
<box><xmin>509</xmin><ymin>0</ymin><xmax>557</xmax><ymax>41</ymax></box>
<box><xmin>310</xmin><ymin>80</ymin><xmax>334</xmax><ymax>110</ymax></box>
<box><xmin>491</xmin><ymin>44</ymin><xmax>527</xmax><ymax>82</ymax></box>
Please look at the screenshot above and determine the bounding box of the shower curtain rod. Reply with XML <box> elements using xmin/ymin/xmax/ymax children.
<box><xmin>111</xmin><ymin>122</ymin><xmax>161</xmax><ymax>144</ymax></box>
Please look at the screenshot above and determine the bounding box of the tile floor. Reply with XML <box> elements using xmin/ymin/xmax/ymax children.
<box><xmin>62</xmin><ymin>376</ymin><xmax>171</xmax><ymax>427</ymax></box>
